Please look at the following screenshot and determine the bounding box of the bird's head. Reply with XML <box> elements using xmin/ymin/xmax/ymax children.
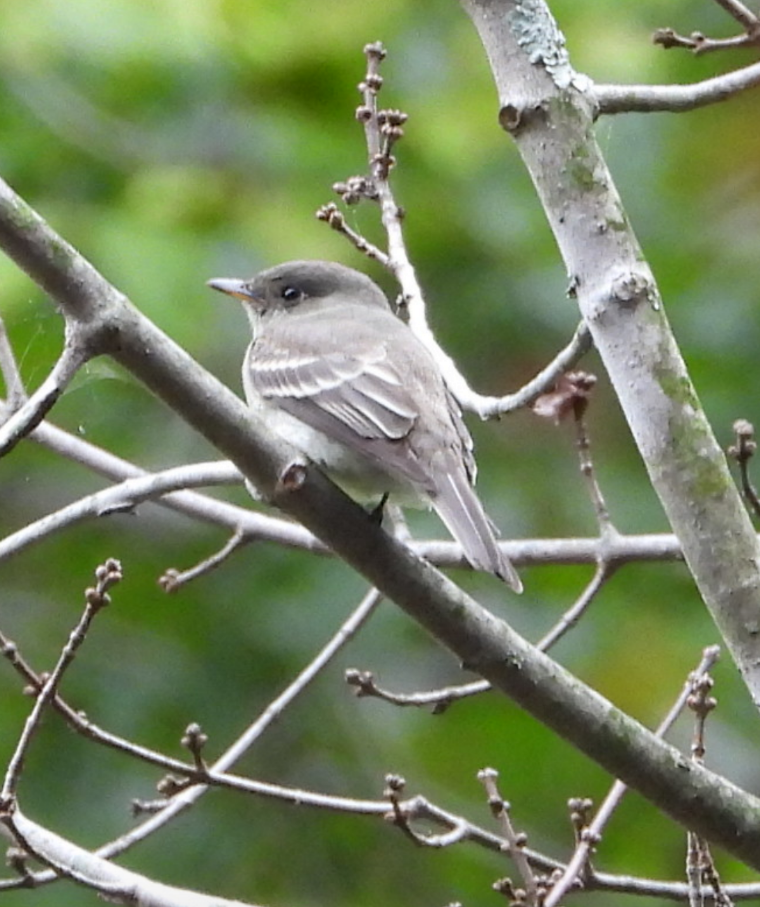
<box><xmin>207</xmin><ymin>260</ymin><xmax>390</xmax><ymax>317</ymax></box>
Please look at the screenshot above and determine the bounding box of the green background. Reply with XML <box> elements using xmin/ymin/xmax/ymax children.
<box><xmin>1</xmin><ymin>0</ymin><xmax>759</xmax><ymax>904</ymax></box>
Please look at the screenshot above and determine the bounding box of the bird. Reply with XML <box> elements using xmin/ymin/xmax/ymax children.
<box><xmin>207</xmin><ymin>260</ymin><xmax>522</xmax><ymax>592</ymax></box>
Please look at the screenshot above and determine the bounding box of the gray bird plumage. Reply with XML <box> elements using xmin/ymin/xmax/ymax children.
<box><xmin>207</xmin><ymin>260</ymin><xmax>522</xmax><ymax>592</ymax></box>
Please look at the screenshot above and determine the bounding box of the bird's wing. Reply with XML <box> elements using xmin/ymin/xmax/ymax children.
<box><xmin>249</xmin><ymin>341</ymin><xmax>418</xmax><ymax>439</ymax></box>
<box><xmin>443</xmin><ymin>385</ymin><xmax>476</xmax><ymax>484</ymax></box>
<box><xmin>248</xmin><ymin>327</ymin><xmax>521</xmax><ymax>589</ymax></box>
<box><xmin>248</xmin><ymin>337</ymin><xmax>436</xmax><ymax>487</ymax></box>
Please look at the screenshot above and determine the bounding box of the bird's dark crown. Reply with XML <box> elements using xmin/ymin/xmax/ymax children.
<box><xmin>244</xmin><ymin>260</ymin><xmax>390</xmax><ymax>312</ymax></box>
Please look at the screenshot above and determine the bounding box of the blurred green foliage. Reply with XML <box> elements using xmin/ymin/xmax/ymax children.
<box><xmin>1</xmin><ymin>0</ymin><xmax>760</xmax><ymax>904</ymax></box>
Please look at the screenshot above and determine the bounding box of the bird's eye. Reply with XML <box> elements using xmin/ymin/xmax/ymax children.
<box><xmin>281</xmin><ymin>286</ymin><xmax>301</xmax><ymax>304</ymax></box>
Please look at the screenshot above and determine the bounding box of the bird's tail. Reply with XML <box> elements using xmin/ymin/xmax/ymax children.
<box><xmin>432</xmin><ymin>469</ymin><xmax>523</xmax><ymax>593</ymax></box>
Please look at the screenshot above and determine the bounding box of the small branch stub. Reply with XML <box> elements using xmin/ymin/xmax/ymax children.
<box><xmin>181</xmin><ymin>722</ymin><xmax>209</xmax><ymax>772</ymax></box>
<box><xmin>276</xmin><ymin>461</ymin><xmax>308</xmax><ymax>495</ymax></box>
<box><xmin>498</xmin><ymin>103</ymin><xmax>523</xmax><ymax>134</ymax></box>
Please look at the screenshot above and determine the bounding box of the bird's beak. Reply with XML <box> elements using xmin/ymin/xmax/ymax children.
<box><xmin>206</xmin><ymin>277</ymin><xmax>256</xmax><ymax>302</ymax></box>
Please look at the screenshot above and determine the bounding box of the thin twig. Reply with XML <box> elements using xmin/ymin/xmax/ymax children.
<box><xmin>727</xmin><ymin>419</ymin><xmax>760</xmax><ymax>519</ymax></box>
<box><xmin>0</xmin><ymin>340</ymin><xmax>89</xmax><ymax>458</ymax></box>
<box><xmin>159</xmin><ymin>528</ymin><xmax>250</xmax><ymax>591</ymax></box>
<box><xmin>315</xmin><ymin>203</ymin><xmax>389</xmax><ymax>266</ymax></box>
<box><xmin>330</xmin><ymin>42</ymin><xmax>578</xmax><ymax>422</ymax></box>
<box><xmin>348</xmin><ymin>558</ymin><xmax>615</xmax><ymax>710</ymax></box>
<box><xmin>594</xmin><ymin>60</ymin><xmax>760</xmax><ymax>114</ymax></box>
<box><xmin>0</xmin><ymin>620</ymin><xmax>222</xmax><ymax>781</ymax></box>
<box><xmin>346</xmin><ymin>549</ymin><xmax>614</xmax><ymax>711</ymax></box>
<box><xmin>536</xmin><ymin>561</ymin><xmax>616</xmax><ymax>652</ymax></box>
<box><xmin>0</xmin><ymin>314</ymin><xmax>26</xmax><ymax>408</ymax></box>
<box><xmin>0</xmin><ymin>629</ymin><xmax>755</xmax><ymax>905</ymax></box>
<box><xmin>78</xmin><ymin>586</ymin><xmax>385</xmax><ymax>861</ymax></box>
<box><xmin>345</xmin><ymin>669</ymin><xmax>490</xmax><ymax>712</ymax></box>
<box><xmin>543</xmin><ymin>646</ymin><xmax>722</xmax><ymax>907</ymax></box>
<box><xmin>1</xmin><ymin>559</ymin><xmax>122</xmax><ymax>803</ymax></box>
<box><xmin>0</xmin><ymin>461</ymin><xmax>245</xmax><ymax>564</ymax></box>
<box><xmin>0</xmin><ymin>586</ymin><xmax>384</xmax><ymax>892</ymax></box>
<box><xmin>685</xmin><ymin>663</ymin><xmax>733</xmax><ymax>907</ymax></box>
<box><xmin>653</xmin><ymin>0</ymin><xmax>760</xmax><ymax>55</ymax></box>
<box><xmin>495</xmin><ymin>322</ymin><xmax>592</xmax><ymax>416</ymax></box>
<box><xmin>653</xmin><ymin>27</ymin><xmax>760</xmax><ymax>54</ymax></box>
<box><xmin>571</xmin><ymin>381</ymin><xmax>617</xmax><ymax>538</ymax></box>
<box><xmin>479</xmin><ymin>768</ymin><xmax>539</xmax><ymax>904</ymax></box>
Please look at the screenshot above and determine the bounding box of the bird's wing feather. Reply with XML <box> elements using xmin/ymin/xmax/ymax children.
<box><xmin>443</xmin><ymin>385</ymin><xmax>476</xmax><ymax>484</ymax></box>
<box><xmin>249</xmin><ymin>343</ymin><xmax>418</xmax><ymax>439</ymax></box>
<box><xmin>252</xmin><ymin>352</ymin><xmax>363</xmax><ymax>399</ymax></box>
<box><xmin>247</xmin><ymin>337</ymin><xmax>437</xmax><ymax>487</ymax></box>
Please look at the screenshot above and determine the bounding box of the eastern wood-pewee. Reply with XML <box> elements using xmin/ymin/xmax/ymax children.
<box><xmin>208</xmin><ymin>260</ymin><xmax>522</xmax><ymax>592</ymax></box>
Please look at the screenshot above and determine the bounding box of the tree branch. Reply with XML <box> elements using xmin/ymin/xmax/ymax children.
<box><xmin>1</xmin><ymin>807</ymin><xmax>257</xmax><ymax>907</ymax></box>
<box><xmin>461</xmin><ymin>0</ymin><xmax>760</xmax><ymax>709</ymax></box>
<box><xmin>0</xmin><ymin>339</ymin><xmax>88</xmax><ymax>457</ymax></box>
<box><xmin>594</xmin><ymin>59</ymin><xmax>760</xmax><ymax>114</ymax></box>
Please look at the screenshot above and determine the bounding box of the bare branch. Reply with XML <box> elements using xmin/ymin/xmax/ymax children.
<box><xmin>463</xmin><ymin>0</ymin><xmax>760</xmax><ymax>710</ymax></box>
<box><xmin>1</xmin><ymin>559</ymin><xmax>122</xmax><ymax>803</ymax></box>
<box><xmin>1</xmin><ymin>807</ymin><xmax>258</xmax><ymax>907</ymax></box>
<box><xmin>479</xmin><ymin>767</ymin><xmax>539</xmax><ymax>904</ymax></box>
<box><xmin>0</xmin><ymin>404</ymin><xmax>695</xmax><ymax>573</ymax></box>
<box><xmin>653</xmin><ymin>0</ymin><xmax>760</xmax><ymax>55</ymax></box>
<box><xmin>495</xmin><ymin>322</ymin><xmax>592</xmax><ymax>416</ymax></box>
<box><xmin>159</xmin><ymin>528</ymin><xmax>250</xmax><ymax>591</ymax></box>
<box><xmin>323</xmin><ymin>43</ymin><xmax>573</xmax><ymax>421</ymax></box>
<box><xmin>594</xmin><ymin>60</ymin><xmax>760</xmax><ymax>114</ymax></box>
<box><xmin>345</xmin><ymin>668</ymin><xmax>490</xmax><ymax>711</ymax></box>
<box><xmin>315</xmin><ymin>202</ymin><xmax>389</xmax><ymax>265</ymax></box>
<box><xmin>727</xmin><ymin>419</ymin><xmax>760</xmax><ymax>519</ymax></box>
<box><xmin>0</xmin><ymin>314</ymin><xmax>25</xmax><ymax>408</ymax></box>
<box><xmin>0</xmin><ymin>340</ymin><xmax>88</xmax><ymax>458</ymax></box>
<box><xmin>347</xmin><ymin>554</ymin><xmax>615</xmax><ymax>713</ymax></box>
<box><xmin>0</xmin><ymin>400</ymin><xmax>332</xmax><ymax>554</ymax></box>
<box><xmin>543</xmin><ymin>646</ymin><xmax>722</xmax><ymax>907</ymax></box>
<box><xmin>536</xmin><ymin>561</ymin><xmax>615</xmax><ymax>652</ymax></box>
<box><xmin>0</xmin><ymin>461</ymin><xmax>243</xmax><ymax>563</ymax></box>
<box><xmin>90</xmin><ymin>587</ymin><xmax>384</xmax><ymax>861</ymax></box>
<box><xmin>0</xmin><ymin>570</ymin><xmax>755</xmax><ymax>901</ymax></box>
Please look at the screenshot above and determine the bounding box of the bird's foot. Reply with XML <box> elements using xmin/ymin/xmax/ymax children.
<box><xmin>367</xmin><ymin>493</ymin><xmax>390</xmax><ymax>525</ymax></box>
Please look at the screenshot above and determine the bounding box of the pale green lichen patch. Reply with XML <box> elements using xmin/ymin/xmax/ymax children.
<box><xmin>655</xmin><ymin>361</ymin><xmax>733</xmax><ymax>501</ymax></box>
<box><xmin>47</xmin><ymin>233</ymin><xmax>76</xmax><ymax>270</ymax></box>
<box><xmin>566</xmin><ymin>156</ymin><xmax>596</xmax><ymax>192</ymax></box>
<box><xmin>6</xmin><ymin>191</ymin><xmax>76</xmax><ymax>273</ymax></box>
<box><xmin>657</xmin><ymin>369</ymin><xmax>699</xmax><ymax>411</ymax></box>
<box><xmin>8</xmin><ymin>195</ymin><xmax>39</xmax><ymax>231</ymax></box>
<box><xmin>606</xmin><ymin>212</ymin><xmax>629</xmax><ymax>233</ymax></box>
